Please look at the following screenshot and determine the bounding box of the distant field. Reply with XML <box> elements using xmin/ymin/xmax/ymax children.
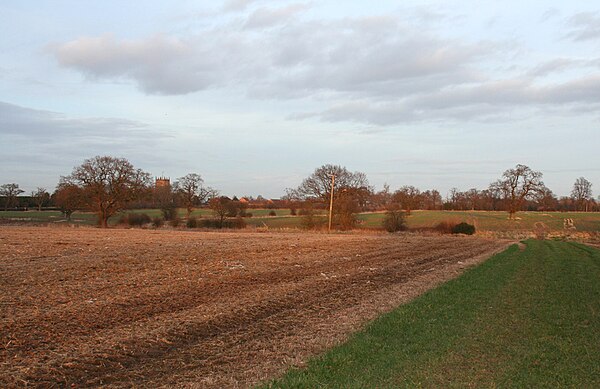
<box><xmin>264</xmin><ymin>240</ymin><xmax>600</xmax><ymax>388</ymax></box>
<box><xmin>1</xmin><ymin>209</ymin><xmax>599</xmax><ymax>232</ymax></box>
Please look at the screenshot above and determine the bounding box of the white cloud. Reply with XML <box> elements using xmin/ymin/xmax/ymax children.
<box><xmin>567</xmin><ymin>12</ymin><xmax>600</xmax><ymax>41</ymax></box>
<box><xmin>50</xmin><ymin>9</ymin><xmax>600</xmax><ymax>126</ymax></box>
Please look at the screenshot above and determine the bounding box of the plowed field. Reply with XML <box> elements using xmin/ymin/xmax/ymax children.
<box><xmin>0</xmin><ymin>227</ymin><xmax>506</xmax><ymax>387</ymax></box>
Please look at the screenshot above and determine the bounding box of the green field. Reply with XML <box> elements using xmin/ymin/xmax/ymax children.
<box><xmin>262</xmin><ymin>241</ymin><xmax>600</xmax><ymax>388</ymax></box>
<box><xmin>1</xmin><ymin>209</ymin><xmax>599</xmax><ymax>232</ymax></box>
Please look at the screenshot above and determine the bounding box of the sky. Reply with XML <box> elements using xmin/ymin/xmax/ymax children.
<box><xmin>1</xmin><ymin>0</ymin><xmax>599</xmax><ymax>198</ymax></box>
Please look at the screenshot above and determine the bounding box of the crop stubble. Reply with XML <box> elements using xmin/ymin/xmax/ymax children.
<box><xmin>0</xmin><ymin>227</ymin><xmax>506</xmax><ymax>387</ymax></box>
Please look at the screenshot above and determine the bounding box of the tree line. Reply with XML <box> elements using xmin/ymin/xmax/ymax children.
<box><xmin>0</xmin><ymin>156</ymin><xmax>598</xmax><ymax>228</ymax></box>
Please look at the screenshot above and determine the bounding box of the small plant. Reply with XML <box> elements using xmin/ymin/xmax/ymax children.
<box><xmin>169</xmin><ymin>217</ymin><xmax>181</xmax><ymax>227</ymax></box>
<box><xmin>290</xmin><ymin>207</ymin><xmax>297</xmax><ymax>216</ymax></box>
<box><xmin>382</xmin><ymin>204</ymin><xmax>406</xmax><ymax>232</ymax></box>
<box><xmin>152</xmin><ymin>217</ymin><xmax>164</xmax><ymax>228</ymax></box>
<box><xmin>452</xmin><ymin>222</ymin><xmax>476</xmax><ymax>235</ymax></box>
<box><xmin>186</xmin><ymin>217</ymin><xmax>198</xmax><ymax>228</ymax></box>
<box><xmin>268</xmin><ymin>210</ymin><xmax>277</xmax><ymax>216</ymax></box>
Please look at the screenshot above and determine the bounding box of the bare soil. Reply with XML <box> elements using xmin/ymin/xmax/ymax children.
<box><xmin>0</xmin><ymin>227</ymin><xmax>507</xmax><ymax>388</ymax></box>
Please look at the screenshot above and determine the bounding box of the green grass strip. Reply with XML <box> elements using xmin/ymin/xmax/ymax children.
<box><xmin>261</xmin><ymin>241</ymin><xmax>600</xmax><ymax>388</ymax></box>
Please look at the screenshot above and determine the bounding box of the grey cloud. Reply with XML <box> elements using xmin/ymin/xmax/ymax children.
<box><xmin>223</xmin><ymin>0</ymin><xmax>258</xmax><ymax>12</ymax></box>
<box><xmin>244</xmin><ymin>3</ymin><xmax>309</xmax><ymax>29</ymax></box>
<box><xmin>541</xmin><ymin>8</ymin><xmax>560</xmax><ymax>23</ymax></box>
<box><xmin>50</xmin><ymin>11</ymin><xmax>600</xmax><ymax>126</ymax></box>
<box><xmin>0</xmin><ymin>101</ymin><xmax>168</xmax><ymax>142</ymax></box>
<box><xmin>527</xmin><ymin>58</ymin><xmax>575</xmax><ymax>77</ymax></box>
<box><xmin>567</xmin><ymin>12</ymin><xmax>600</xmax><ymax>41</ymax></box>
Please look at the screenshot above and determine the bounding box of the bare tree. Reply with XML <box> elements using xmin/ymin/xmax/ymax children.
<box><xmin>392</xmin><ymin>186</ymin><xmax>421</xmax><ymax>215</ymax></box>
<box><xmin>53</xmin><ymin>183</ymin><xmax>82</xmax><ymax>221</ymax></box>
<box><xmin>61</xmin><ymin>156</ymin><xmax>151</xmax><ymax>227</ymax></box>
<box><xmin>0</xmin><ymin>183</ymin><xmax>24</xmax><ymax>211</ymax></box>
<box><xmin>287</xmin><ymin>164</ymin><xmax>371</xmax><ymax>230</ymax></box>
<box><xmin>287</xmin><ymin>164</ymin><xmax>370</xmax><ymax>204</ymax></box>
<box><xmin>490</xmin><ymin>164</ymin><xmax>544</xmax><ymax>219</ymax></box>
<box><xmin>209</xmin><ymin>196</ymin><xmax>230</xmax><ymax>227</ymax></box>
<box><xmin>32</xmin><ymin>187</ymin><xmax>49</xmax><ymax>211</ymax></box>
<box><xmin>174</xmin><ymin>173</ymin><xmax>217</xmax><ymax>218</ymax></box>
<box><xmin>571</xmin><ymin>177</ymin><xmax>593</xmax><ymax>211</ymax></box>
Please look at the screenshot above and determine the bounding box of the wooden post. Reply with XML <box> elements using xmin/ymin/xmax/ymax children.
<box><xmin>328</xmin><ymin>174</ymin><xmax>335</xmax><ymax>232</ymax></box>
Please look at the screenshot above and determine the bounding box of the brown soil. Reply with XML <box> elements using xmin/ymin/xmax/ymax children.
<box><xmin>0</xmin><ymin>227</ymin><xmax>507</xmax><ymax>388</ymax></box>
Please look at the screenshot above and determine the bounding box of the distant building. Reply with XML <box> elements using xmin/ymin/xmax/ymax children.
<box><xmin>155</xmin><ymin>177</ymin><xmax>171</xmax><ymax>189</ymax></box>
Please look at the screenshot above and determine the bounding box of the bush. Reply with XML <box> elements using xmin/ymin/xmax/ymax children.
<box><xmin>186</xmin><ymin>217</ymin><xmax>198</xmax><ymax>228</ymax></box>
<box><xmin>434</xmin><ymin>221</ymin><xmax>458</xmax><ymax>234</ymax></box>
<box><xmin>268</xmin><ymin>210</ymin><xmax>277</xmax><ymax>216</ymax></box>
<box><xmin>290</xmin><ymin>207</ymin><xmax>297</xmax><ymax>216</ymax></box>
<box><xmin>197</xmin><ymin>218</ymin><xmax>246</xmax><ymax>229</ymax></box>
<box><xmin>123</xmin><ymin>213</ymin><xmax>151</xmax><ymax>227</ymax></box>
<box><xmin>382</xmin><ymin>205</ymin><xmax>406</xmax><ymax>232</ymax></box>
<box><xmin>161</xmin><ymin>206</ymin><xmax>178</xmax><ymax>221</ymax></box>
<box><xmin>169</xmin><ymin>217</ymin><xmax>181</xmax><ymax>227</ymax></box>
<box><xmin>152</xmin><ymin>217</ymin><xmax>164</xmax><ymax>228</ymax></box>
<box><xmin>452</xmin><ymin>222</ymin><xmax>476</xmax><ymax>235</ymax></box>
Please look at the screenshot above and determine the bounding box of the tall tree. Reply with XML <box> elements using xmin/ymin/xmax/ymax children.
<box><xmin>0</xmin><ymin>183</ymin><xmax>24</xmax><ymax>211</ymax></box>
<box><xmin>287</xmin><ymin>164</ymin><xmax>371</xmax><ymax>230</ymax></box>
<box><xmin>31</xmin><ymin>187</ymin><xmax>49</xmax><ymax>211</ymax></box>
<box><xmin>392</xmin><ymin>186</ymin><xmax>421</xmax><ymax>215</ymax></box>
<box><xmin>53</xmin><ymin>183</ymin><xmax>82</xmax><ymax>221</ymax></box>
<box><xmin>571</xmin><ymin>177</ymin><xmax>593</xmax><ymax>211</ymax></box>
<box><xmin>174</xmin><ymin>173</ymin><xmax>216</xmax><ymax>218</ymax></box>
<box><xmin>287</xmin><ymin>164</ymin><xmax>370</xmax><ymax>205</ymax></box>
<box><xmin>61</xmin><ymin>156</ymin><xmax>151</xmax><ymax>227</ymax></box>
<box><xmin>490</xmin><ymin>164</ymin><xmax>544</xmax><ymax>219</ymax></box>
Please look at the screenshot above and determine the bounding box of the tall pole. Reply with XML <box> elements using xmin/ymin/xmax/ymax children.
<box><xmin>328</xmin><ymin>174</ymin><xmax>335</xmax><ymax>232</ymax></box>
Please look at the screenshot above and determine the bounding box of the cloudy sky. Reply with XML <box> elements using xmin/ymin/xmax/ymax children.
<box><xmin>1</xmin><ymin>0</ymin><xmax>599</xmax><ymax>198</ymax></box>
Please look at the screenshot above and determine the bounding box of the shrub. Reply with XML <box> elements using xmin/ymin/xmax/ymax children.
<box><xmin>244</xmin><ymin>212</ymin><xmax>253</xmax><ymax>218</ymax></box>
<box><xmin>161</xmin><ymin>206</ymin><xmax>178</xmax><ymax>221</ymax></box>
<box><xmin>452</xmin><ymin>222</ymin><xmax>476</xmax><ymax>235</ymax></box>
<box><xmin>186</xmin><ymin>217</ymin><xmax>198</xmax><ymax>228</ymax></box>
<box><xmin>268</xmin><ymin>210</ymin><xmax>277</xmax><ymax>216</ymax></box>
<box><xmin>434</xmin><ymin>221</ymin><xmax>458</xmax><ymax>234</ymax></box>
<box><xmin>152</xmin><ymin>217</ymin><xmax>164</xmax><ymax>228</ymax></box>
<box><xmin>382</xmin><ymin>205</ymin><xmax>406</xmax><ymax>232</ymax></box>
<box><xmin>290</xmin><ymin>207</ymin><xmax>297</xmax><ymax>216</ymax></box>
<box><xmin>123</xmin><ymin>213</ymin><xmax>151</xmax><ymax>227</ymax></box>
<box><xmin>169</xmin><ymin>217</ymin><xmax>181</xmax><ymax>227</ymax></box>
<box><xmin>198</xmin><ymin>218</ymin><xmax>246</xmax><ymax>229</ymax></box>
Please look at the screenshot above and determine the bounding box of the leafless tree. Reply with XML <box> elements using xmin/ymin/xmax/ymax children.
<box><xmin>392</xmin><ymin>186</ymin><xmax>421</xmax><ymax>215</ymax></box>
<box><xmin>490</xmin><ymin>164</ymin><xmax>544</xmax><ymax>219</ymax></box>
<box><xmin>174</xmin><ymin>173</ymin><xmax>217</xmax><ymax>218</ymax></box>
<box><xmin>571</xmin><ymin>177</ymin><xmax>593</xmax><ymax>211</ymax></box>
<box><xmin>0</xmin><ymin>183</ymin><xmax>24</xmax><ymax>211</ymax></box>
<box><xmin>287</xmin><ymin>164</ymin><xmax>371</xmax><ymax>230</ymax></box>
<box><xmin>536</xmin><ymin>186</ymin><xmax>558</xmax><ymax>211</ymax></box>
<box><xmin>209</xmin><ymin>196</ymin><xmax>230</xmax><ymax>227</ymax></box>
<box><xmin>32</xmin><ymin>187</ymin><xmax>49</xmax><ymax>211</ymax></box>
<box><xmin>53</xmin><ymin>183</ymin><xmax>82</xmax><ymax>221</ymax></box>
<box><xmin>61</xmin><ymin>156</ymin><xmax>151</xmax><ymax>227</ymax></box>
<box><xmin>287</xmin><ymin>164</ymin><xmax>370</xmax><ymax>204</ymax></box>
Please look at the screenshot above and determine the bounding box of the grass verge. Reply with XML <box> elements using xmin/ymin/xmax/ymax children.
<box><xmin>261</xmin><ymin>240</ymin><xmax>600</xmax><ymax>388</ymax></box>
